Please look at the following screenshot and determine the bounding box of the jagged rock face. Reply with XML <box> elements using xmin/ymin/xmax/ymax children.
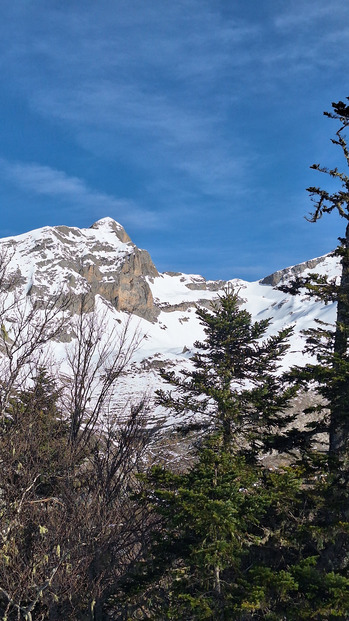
<box><xmin>80</xmin><ymin>245</ymin><xmax>159</xmax><ymax>320</ymax></box>
<box><xmin>1</xmin><ymin>217</ymin><xmax>159</xmax><ymax>321</ymax></box>
<box><xmin>114</xmin><ymin>248</ymin><xmax>159</xmax><ymax>320</ymax></box>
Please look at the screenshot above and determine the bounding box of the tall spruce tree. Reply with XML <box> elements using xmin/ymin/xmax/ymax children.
<box><xmin>258</xmin><ymin>97</ymin><xmax>349</xmax><ymax>609</ymax></box>
<box><xmin>278</xmin><ymin>99</ymin><xmax>349</xmax><ymax>474</ymax></box>
<box><xmin>156</xmin><ymin>289</ymin><xmax>297</xmax><ymax>459</ymax></box>
<box><xmin>305</xmin><ymin>99</ymin><xmax>349</xmax><ymax>472</ymax></box>
<box><xmin>118</xmin><ymin>291</ymin><xmax>311</xmax><ymax>620</ymax></box>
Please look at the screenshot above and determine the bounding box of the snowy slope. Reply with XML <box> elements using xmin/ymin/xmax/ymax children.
<box><xmin>0</xmin><ymin>218</ymin><xmax>340</xmax><ymax>426</ymax></box>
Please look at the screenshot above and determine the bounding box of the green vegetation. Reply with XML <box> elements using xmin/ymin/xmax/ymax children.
<box><xmin>118</xmin><ymin>99</ymin><xmax>349</xmax><ymax>620</ymax></box>
<box><xmin>156</xmin><ymin>290</ymin><xmax>297</xmax><ymax>456</ymax></box>
<box><xmin>121</xmin><ymin>288</ymin><xmax>349</xmax><ymax>620</ymax></box>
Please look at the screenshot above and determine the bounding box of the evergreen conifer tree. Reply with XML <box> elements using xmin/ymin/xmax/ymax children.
<box><xmin>156</xmin><ymin>289</ymin><xmax>297</xmax><ymax>459</ymax></box>
<box><xmin>280</xmin><ymin>99</ymin><xmax>349</xmax><ymax>474</ymax></box>
<box><xmin>307</xmin><ymin>100</ymin><xmax>349</xmax><ymax>474</ymax></box>
<box><xmin>119</xmin><ymin>291</ymin><xmax>311</xmax><ymax>619</ymax></box>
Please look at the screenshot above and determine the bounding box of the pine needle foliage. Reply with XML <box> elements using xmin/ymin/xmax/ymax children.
<box><xmin>156</xmin><ymin>289</ymin><xmax>297</xmax><ymax>459</ymax></box>
<box><xmin>279</xmin><ymin>98</ymin><xmax>349</xmax><ymax>474</ymax></box>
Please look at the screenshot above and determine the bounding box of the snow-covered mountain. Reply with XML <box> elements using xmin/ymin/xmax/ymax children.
<box><xmin>0</xmin><ymin>217</ymin><xmax>339</xmax><ymax>426</ymax></box>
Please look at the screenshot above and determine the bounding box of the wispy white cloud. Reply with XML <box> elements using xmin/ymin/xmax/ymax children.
<box><xmin>273</xmin><ymin>3</ymin><xmax>346</xmax><ymax>30</ymax></box>
<box><xmin>0</xmin><ymin>1</ymin><xmax>263</xmax><ymax>202</ymax></box>
<box><xmin>0</xmin><ymin>159</ymin><xmax>164</xmax><ymax>230</ymax></box>
<box><xmin>0</xmin><ymin>0</ymin><xmax>349</xmax><ymax>278</ymax></box>
<box><xmin>1</xmin><ymin>0</ymin><xmax>346</xmax><ymax>214</ymax></box>
<box><xmin>30</xmin><ymin>81</ymin><xmax>255</xmax><ymax>199</ymax></box>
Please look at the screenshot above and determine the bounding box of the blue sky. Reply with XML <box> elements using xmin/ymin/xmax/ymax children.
<box><xmin>1</xmin><ymin>1</ymin><xmax>349</xmax><ymax>280</ymax></box>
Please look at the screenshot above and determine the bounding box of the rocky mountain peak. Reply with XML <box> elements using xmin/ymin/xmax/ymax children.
<box><xmin>1</xmin><ymin>218</ymin><xmax>159</xmax><ymax>322</ymax></box>
<box><xmin>89</xmin><ymin>217</ymin><xmax>131</xmax><ymax>244</ymax></box>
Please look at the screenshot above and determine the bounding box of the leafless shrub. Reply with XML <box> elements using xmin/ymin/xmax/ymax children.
<box><xmin>0</xmin><ymin>257</ymin><xmax>155</xmax><ymax>620</ymax></box>
<box><xmin>60</xmin><ymin>294</ymin><xmax>143</xmax><ymax>454</ymax></box>
<box><xmin>0</xmin><ymin>294</ymin><xmax>69</xmax><ymax>418</ymax></box>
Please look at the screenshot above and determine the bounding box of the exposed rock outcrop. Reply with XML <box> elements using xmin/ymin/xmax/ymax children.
<box><xmin>260</xmin><ymin>255</ymin><xmax>329</xmax><ymax>287</ymax></box>
<box><xmin>158</xmin><ymin>299</ymin><xmax>215</xmax><ymax>312</ymax></box>
<box><xmin>97</xmin><ymin>247</ymin><xmax>159</xmax><ymax>321</ymax></box>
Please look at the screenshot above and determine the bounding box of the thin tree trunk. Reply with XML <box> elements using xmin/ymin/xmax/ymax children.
<box><xmin>329</xmin><ymin>222</ymin><xmax>349</xmax><ymax>471</ymax></box>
